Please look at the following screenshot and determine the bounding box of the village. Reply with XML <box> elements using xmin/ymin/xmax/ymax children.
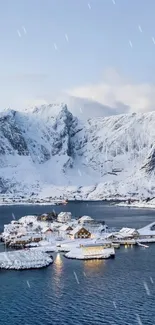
<box><xmin>0</xmin><ymin>210</ymin><xmax>155</xmax><ymax>269</ymax></box>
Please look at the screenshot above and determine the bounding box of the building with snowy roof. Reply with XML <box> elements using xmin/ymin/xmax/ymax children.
<box><xmin>59</xmin><ymin>224</ymin><xmax>73</xmax><ymax>237</ymax></box>
<box><xmin>78</xmin><ymin>216</ymin><xmax>106</xmax><ymax>234</ymax></box>
<box><xmin>57</xmin><ymin>212</ymin><xmax>72</xmax><ymax>223</ymax></box>
<box><xmin>78</xmin><ymin>216</ymin><xmax>94</xmax><ymax>223</ymax></box>
<box><xmin>70</xmin><ymin>226</ymin><xmax>91</xmax><ymax>239</ymax></box>
<box><xmin>118</xmin><ymin>228</ymin><xmax>139</xmax><ymax>238</ymax></box>
<box><xmin>105</xmin><ymin>228</ymin><xmax>139</xmax><ymax>240</ymax></box>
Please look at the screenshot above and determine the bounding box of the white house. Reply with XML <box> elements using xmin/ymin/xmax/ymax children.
<box><xmin>57</xmin><ymin>212</ymin><xmax>72</xmax><ymax>223</ymax></box>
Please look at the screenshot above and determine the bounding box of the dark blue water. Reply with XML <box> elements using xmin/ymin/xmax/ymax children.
<box><xmin>0</xmin><ymin>202</ymin><xmax>155</xmax><ymax>325</ymax></box>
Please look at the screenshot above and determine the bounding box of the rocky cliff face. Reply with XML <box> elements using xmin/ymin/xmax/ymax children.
<box><xmin>0</xmin><ymin>105</ymin><xmax>155</xmax><ymax>199</ymax></box>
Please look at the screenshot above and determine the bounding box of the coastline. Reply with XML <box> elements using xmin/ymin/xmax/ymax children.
<box><xmin>116</xmin><ymin>201</ymin><xmax>155</xmax><ymax>210</ymax></box>
<box><xmin>0</xmin><ymin>195</ymin><xmax>155</xmax><ymax>210</ymax></box>
<box><xmin>0</xmin><ymin>196</ymin><xmax>132</xmax><ymax>206</ymax></box>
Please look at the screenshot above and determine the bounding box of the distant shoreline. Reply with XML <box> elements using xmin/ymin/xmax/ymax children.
<box><xmin>0</xmin><ymin>197</ymin><xmax>137</xmax><ymax>206</ymax></box>
<box><xmin>0</xmin><ymin>197</ymin><xmax>154</xmax><ymax>209</ymax></box>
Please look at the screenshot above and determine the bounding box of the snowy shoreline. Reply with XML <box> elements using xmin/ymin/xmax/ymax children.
<box><xmin>0</xmin><ymin>197</ymin><xmax>132</xmax><ymax>206</ymax></box>
<box><xmin>116</xmin><ymin>199</ymin><xmax>155</xmax><ymax>210</ymax></box>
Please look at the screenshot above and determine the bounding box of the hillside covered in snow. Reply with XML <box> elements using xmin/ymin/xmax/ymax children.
<box><xmin>0</xmin><ymin>103</ymin><xmax>154</xmax><ymax>200</ymax></box>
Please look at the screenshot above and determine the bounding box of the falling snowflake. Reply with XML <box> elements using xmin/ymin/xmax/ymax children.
<box><xmin>65</xmin><ymin>34</ymin><xmax>69</xmax><ymax>42</ymax></box>
<box><xmin>88</xmin><ymin>3</ymin><xmax>91</xmax><ymax>9</ymax></box>
<box><xmin>17</xmin><ymin>30</ymin><xmax>21</xmax><ymax>38</ymax></box>
<box><xmin>136</xmin><ymin>314</ymin><xmax>143</xmax><ymax>325</ymax></box>
<box><xmin>22</xmin><ymin>26</ymin><xmax>27</xmax><ymax>34</ymax></box>
<box><xmin>12</xmin><ymin>213</ymin><xmax>15</xmax><ymax>220</ymax></box>
<box><xmin>138</xmin><ymin>25</ymin><xmax>142</xmax><ymax>33</ymax></box>
<box><xmin>113</xmin><ymin>301</ymin><xmax>117</xmax><ymax>309</ymax></box>
<box><xmin>74</xmin><ymin>271</ymin><xmax>80</xmax><ymax>284</ymax></box>
<box><xmin>112</xmin><ymin>0</ymin><xmax>116</xmax><ymax>4</ymax></box>
<box><xmin>80</xmin><ymin>107</ymin><xmax>83</xmax><ymax>113</ymax></box>
<box><xmin>143</xmin><ymin>281</ymin><xmax>150</xmax><ymax>296</ymax></box>
<box><xmin>150</xmin><ymin>276</ymin><xmax>154</xmax><ymax>284</ymax></box>
<box><xmin>152</xmin><ymin>37</ymin><xmax>155</xmax><ymax>45</ymax></box>
<box><xmin>83</xmin><ymin>271</ymin><xmax>87</xmax><ymax>277</ymax></box>
<box><xmin>78</xmin><ymin>169</ymin><xmax>82</xmax><ymax>177</ymax></box>
<box><xmin>27</xmin><ymin>280</ymin><xmax>30</xmax><ymax>288</ymax></box>
<box><xmin>129</xmin><ymin>40</ymin><xmax>133</xmax><ymax>48</ymax></box>
<box><xmin>54</xmin><ymin>43</ymin><xmax>58</xmax><ymax>50</ymax></box>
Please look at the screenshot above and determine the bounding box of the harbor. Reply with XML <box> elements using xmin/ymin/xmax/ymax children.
<box><xmin>0</xmin><ymin>201</ymin><xmax>155</xmax><ymax>325</ymax></box>
<box><xmin>0</xmin><ymin>206</ymin><xmax>155</xmax><ymax>269</ymax></box>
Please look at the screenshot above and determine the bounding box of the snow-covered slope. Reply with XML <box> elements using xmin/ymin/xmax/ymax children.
<box><xmin>0</xmin><ymin>105</ymin><xmax>155</xmax><ymax>200</ymax></box>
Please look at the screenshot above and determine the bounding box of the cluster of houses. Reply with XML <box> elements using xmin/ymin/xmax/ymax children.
<box><xmin>1</xmin><ymin>212</ymin><xmax>107</xmax><ymax>248</ymax></box>
<box><xmin>2</xmin><ymin>210</ymin><xmax>155</xmax><ymax>249</ymax></box>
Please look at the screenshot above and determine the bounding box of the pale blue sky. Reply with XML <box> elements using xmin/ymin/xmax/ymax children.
<box><xmin>0</xmin><ymin>0</ymin><xmax>155</xmax><ymax>110</ymax></box>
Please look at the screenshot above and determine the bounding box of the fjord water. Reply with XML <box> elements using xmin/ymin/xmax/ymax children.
<box><xmin>0</xmin><ymin>202</ymin><xmax>155</xmax><ymax>325</ymax></box>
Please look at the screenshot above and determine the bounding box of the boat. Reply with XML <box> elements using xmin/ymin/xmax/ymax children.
<box><xmin>55</xmin><ymin>199</ymin><xmax>68</xmax><ymax>206</ymax></box>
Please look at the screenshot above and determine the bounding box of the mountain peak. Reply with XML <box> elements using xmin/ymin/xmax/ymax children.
<box><xmin>0</xmin><ymin>106</ymin><xmax>154</xmax><ymax>199</ymax></box>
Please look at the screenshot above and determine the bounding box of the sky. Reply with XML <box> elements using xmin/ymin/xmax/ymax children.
<box><xmin>1</xmin><ymin>0</ymin><xmax>155</xmax><ymax>114</ymax></box>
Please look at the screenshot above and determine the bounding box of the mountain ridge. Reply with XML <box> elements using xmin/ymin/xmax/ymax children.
<box><xmin>0</xmin><ymin>104</ymin><xmax>154</xmax><ymax>200</ymax></box>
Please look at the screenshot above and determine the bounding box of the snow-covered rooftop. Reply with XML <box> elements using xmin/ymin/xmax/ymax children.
<box><xmin>78</xmin><ymin>215</ymin><xmax>94</xmax><ymax>222</ymax></box>
<box><xmin>0</xmin><ymin>250</ymin><xmax>52</xmax><ymax>270</ymax></box>
<box><xmin>119</xmin><ymin>227</ymin><xmax>137</xmax><ymax>236</ymax></box>
<box><xmin>70</xmin><ymin>226</ymin><xmax>89</xmax><ymax>236</ymax></box>
<box><xmin>59</xmin><ymin>224</ymin><xmax>73</xmax><ymax>231</ymax></box>
<box><xmin>58</xmin><ymin>212</ymin><xmax>72</xmax><ymax>217</ymax></box>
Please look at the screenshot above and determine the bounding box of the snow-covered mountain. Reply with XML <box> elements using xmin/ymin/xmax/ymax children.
<box><xmin>0</xmin><ymin>104</ymin><xmax>155</xmax><ymax>200</ymax></box>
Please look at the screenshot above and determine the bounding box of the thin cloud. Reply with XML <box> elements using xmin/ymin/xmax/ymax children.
<box><xmin>67</xmin><ymin>69</ymin><xmax>155</xmax><ymax>115</ymax></box>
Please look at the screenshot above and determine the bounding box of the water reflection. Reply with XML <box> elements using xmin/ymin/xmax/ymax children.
<box><xmin>54</xmin><ymin>253</ymin><xmax>63</xmax><ymax>275</ymax></box>
<box><xmin>84</xmin><ymin>259</ymin><xmax>105</xmax><ymax>272</ymax></box>
<box><xmin>52</xmin><ymin>253</ymin><xmax>64</xmax><ymax>298</ymax></box>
